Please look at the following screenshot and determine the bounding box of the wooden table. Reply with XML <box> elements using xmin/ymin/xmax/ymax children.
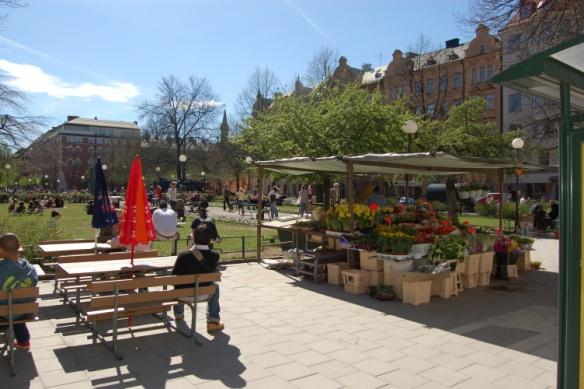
<box><xmin>57</xmin><ymin>256</ymin><xmax>177</xmax><ymax>277</ymax></box>
<box><xmin>38</xmin><ymin>242</ymin><xmax>111</xmax><ymax>257</ymax></box>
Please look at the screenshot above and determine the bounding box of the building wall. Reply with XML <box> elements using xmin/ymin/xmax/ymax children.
<box><xmin>25</xmin><ymin>118</ymin><xmax>141</xmax><ymax>190</ymax></box>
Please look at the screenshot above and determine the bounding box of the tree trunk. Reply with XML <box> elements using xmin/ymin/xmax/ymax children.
<box><xmin>175</xmin><ymin>146</ymin><xmax>181</xmax><ymax>181</ymax></box>
<box><xmin>445</xmin><ymin>176</ymin><xmax>459</xmax><ymax>222</ymax></box>
<box><xmin>323</xmin><ymin>176</ymin><xmax>331</xmax><ymax>210</ymax></box>
<box><xmin>235</xmin><ymin>174</ymin><xmax>240</xmax><ymax>191</ymax></box>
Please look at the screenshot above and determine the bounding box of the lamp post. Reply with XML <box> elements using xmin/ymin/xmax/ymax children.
<box><xmin>201</xmin><ymin>171</ymin><xmax>206</xmax><ymax>192</ymax></box>
<box><xmin>179</xmin><ymin>155</ymin><xmax>187</xmax><ymax>184</ymax></box>
<box><xmin>81</xmin><ymin>175</ymin><xmax>85</xmax><ymax>190</ymax></box>
<box><xmin>102</xmin><ymin>164</ymin><xmax>107</xmax><ymax>171</ymax></box>
<box><xmin>44</xmin><ymin>174</ymin><xmax>49</xmax><ymax>190</ymax></box>
<box><xmin>401</xmin><ymin>120</ymin><xmax>418</xmax><ymax>202</ymax></box>
<box><xmin>56</xmin><ymin>179</ymin><xmax>60</xmax><ymax>192</ymax></box>
<box><xmin>28</xmin><ymin>178</ymin><xmax>32</xmax><ymax>190</ymax></box>
<box><xmin>4</xmin><ymin>163</ymin><xmax>10</xmax><ymax>191</ymax></box>
<box><xmin>512</xmin><ymin>137</ymin><xmax>525</xmax><ymax>233</ymax></box>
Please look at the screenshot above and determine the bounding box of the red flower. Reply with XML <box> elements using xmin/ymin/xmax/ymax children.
<box><xmin>384</xmin><ymin>215</ymin><xmax>393</xmax><ymax>225</ymax></box>
<box><xmin>463</xmin><ymin>221</ymin><xmax>469</xmax><ymax>225</ymax></box>
<box><xmin>369</xmin><ymin>203</ymin><xmax>379</xmax><ymax>213</ymax></box>
<box><xmin>467</xmin><ymin>226</ymin><xmax>476</xmax><ymax>234</ymax></box>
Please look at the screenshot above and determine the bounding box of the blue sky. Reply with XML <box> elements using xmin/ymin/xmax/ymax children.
<box><xmin>1</xmin><ymin>0</ymin><xmax>472</xmax><ymax>131</ymax></box>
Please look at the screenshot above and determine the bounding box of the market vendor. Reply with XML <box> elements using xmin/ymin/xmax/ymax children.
<box><xmin>366</xmin><ymin>186</ymin><xmax>386</xmax><ymax>207</ymax></box>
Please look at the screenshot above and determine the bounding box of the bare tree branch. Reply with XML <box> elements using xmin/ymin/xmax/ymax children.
<box><xmin>304</xmin><ymin>46</ymin><xmax>339</xmax><ymax>87</ymax></box>
<box><xmin>236</xmin><ymin>66</ymin><xmax>281</xmax><ymax>119</ymax></box>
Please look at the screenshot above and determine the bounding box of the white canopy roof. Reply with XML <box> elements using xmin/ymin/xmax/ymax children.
<box><xmin>255</xmin><ymin>152</ymin><xmax>548</xmax><ymax>176</ymax></box>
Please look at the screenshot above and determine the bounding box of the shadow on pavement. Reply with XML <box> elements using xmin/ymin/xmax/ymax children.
<box><xmin>283</xmin><ymin>267</ymin><xmax>558</xmax><ymax>361</ymax></box>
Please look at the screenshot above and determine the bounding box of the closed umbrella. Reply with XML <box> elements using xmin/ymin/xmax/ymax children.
<box><xmin>92</xmin><ymin>158</ymin><xmax>118</xmax><ymax>249</ymax></box>
<box><xmin>119</xmin><ymin>155</ymin><xmax>155</xmax><ymax>264</ymax></box>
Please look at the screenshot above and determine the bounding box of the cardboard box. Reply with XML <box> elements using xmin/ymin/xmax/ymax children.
<box><xmin>359</xmin><ymin>250</ymin><xmax>383</xmax><ymax>271</ymax></box>
<box><xmin>342</xmin><ymin>269</ymin><xmax>370</xmax><ymax>294</ymax></box>
<box><xmin>368</xmin><ymin>271</ymin><xmax>384</xmax><ymax>286</ymax></box>
<box><xmin>327</xmin><ymin>262</ymin><xmax>349</xmax><ymax>285</ymax></box>
<box><xmin>402</xmin><ymin>280</ymin><xmax>432</xmax><ymax>305</ymax></box>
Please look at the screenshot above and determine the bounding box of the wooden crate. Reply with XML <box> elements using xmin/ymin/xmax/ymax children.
<box><xmin>342</xmin><ymin>269</ymin><xmax>370</xmax><ymax>294</ymax></box>
<box><xmin>384</xmin><ymin>271</ymin><xmax>448</xmax><ymax>300</ymax></box>
<box><xmin>402</xmin><ymin>280</ymin><xmax>432</xmax><ymax>305</ymax></box>
<box><xmin>518</xmin><ymin>251</ymin><xmax>531</xmax><ymax>272</ymax></box>
<box><xmin>431</xmin><ymin>273</ymin><xmax>457</xmax><ymax>298</ymax></box>
<box><xmin>464</xmin><ymin>254</ymin><xmax>481</xmax><ymax>275</ymax></box>
<box><xmin>478</xmin><ymin>272</ymin><xmax>491</xmax><ymax>287</ymax></box>
<box><xmin>479</xmin><ymin>252</ymin><xmax>494</xmax><ymax>273</ymax></box>
<box><xmin>462</xmin><ymin>273</ymin><xmax>478</xmax><ymax>288</ymax></box>
<box><xmin>368</xmin><ymin>271</ymin><xmax>384</xmax><ymax>286</ymax></box>
<box><xmin>359</xmin><ymin>250</ymin><xmax>383</xmax><ymax>271</ymax></box>
<box><xmin>327</xmin><ymin>262</ymin><xmax>349</xmax><ymax>286</ymax></box>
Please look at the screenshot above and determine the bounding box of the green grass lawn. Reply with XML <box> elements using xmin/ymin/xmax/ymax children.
<box><xmin>0</xmin><ymin>203</ymin><xmax>277</xmax><ymax>259</ymax></box>
<box><xmin>459</xmin><ymin>214</ymin><xmax>514</xmax><ymax>230</ymax></box>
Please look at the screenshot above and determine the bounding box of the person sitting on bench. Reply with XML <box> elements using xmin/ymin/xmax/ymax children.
<box><xmin>172</xmin><ymin>223</ymin><xmax>224</xmax><ymax>332</ymax></box>
<box><xmin>0</xmin><ymin>233</ymin><xmax>38</xmax><ymax>350</ymax></box>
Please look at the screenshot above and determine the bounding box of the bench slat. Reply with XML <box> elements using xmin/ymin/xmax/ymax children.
<box><xmin>88</xmin><ymin>273</ymin><xmax>221</xmax><ymax>293</ymax></box>
<box><xmin>83</xmin><ymin>303</ymin><xmax>173</xmax><ymax>321</ymax></box>
<box><xmin>0</xmin><ymin>302</ymin><xmax>39</xmax><ymax>316</ymax></box>
<box><xmin>32</xmin><ymin>264</ymin><xmax>46</xmax><ymax>277</ymax></box>
<box><xmin>40</xmin><ymin>239</ymin><xmax>94</xmax><ymax>245</ymax></box>
<box><xmin>89</xmin><ymin>285</ymin><xmax>216</xmax><ymax>308</ymax></box>
<box><xmin>57</xmin><ymin>250</ymin><xmax>159</xmax><ymax>263</ymax></box>
<box><xmin>0</xmin><ymin>287</ymin><xmax>39</xmax><ymax>300</ymax></box>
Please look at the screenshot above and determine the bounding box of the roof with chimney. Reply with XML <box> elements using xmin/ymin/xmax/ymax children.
<box><xmin>362</xmin><ymin>65</ymin><xmax>388</xmax><ymax>85</ymax></box>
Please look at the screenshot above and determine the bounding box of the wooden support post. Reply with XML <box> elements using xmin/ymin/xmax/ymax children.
<box><xmin>498</xmin><ymin>169</ymin><xmax>504</xmax><ymax>231</ymax></box>
<box><xmin>256</xmin><ymin>167</ymin><xmax>264</xmax><ymax>262</ymax></box>
<box><xmin>346</xmin><ymin>161</ymin><xmax>355</xmax><ymax>267</ymax></box>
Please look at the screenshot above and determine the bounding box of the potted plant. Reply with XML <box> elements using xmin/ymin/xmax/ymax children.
<box><xmin>429</xmin><ymin>236</ymin><xmax>467</xmax><ymax>270</ymax></box>
<box><xmin>531</xmin><ymin>260</ymin><xmax>542</xmax><ymax>270</ymax></box>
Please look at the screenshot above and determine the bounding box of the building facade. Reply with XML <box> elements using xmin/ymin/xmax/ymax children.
<box><xmin>22</xmin><ymin>116</ymin><xmax>141</xmax><ymax>190</ymax></box>
<box><xmin>366</xmin><ymin>24</ymin><xmax>500</xmax><ymax>124</ymax></box>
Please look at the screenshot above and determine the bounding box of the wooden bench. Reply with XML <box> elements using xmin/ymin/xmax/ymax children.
<box><xmin>0</xmin><ymin>287</ymin><xmax>39</xmax><ymax>376</ymax></box>
<box><xmin>54</xmin><ymin>250</ymin><xmax>160</xmax><ymax>301</ymax></box>
<box><xmin>39</xmin><ymin>239</ymin><xmax>95</xmax><ymax>245</ymax></box>
<box><xmin>80</xmin><ymin>273</ymin><xmax>221</xmax><ymax>359</ymax></box>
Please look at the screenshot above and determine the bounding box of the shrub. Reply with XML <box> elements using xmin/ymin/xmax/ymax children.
<box><xmin>475</xmin><ymin>202</ymin><xmax>498</xmax><ymax>217</ymax></box>
<box><xmin>0</xmin><ymin>193</ymin><xmax>9</xmax><ymax>203</ymax></box>
<box><xmin>475</xmin><ymin>201</ymin><xmax>529</xmax><ymax>219</ymax></box>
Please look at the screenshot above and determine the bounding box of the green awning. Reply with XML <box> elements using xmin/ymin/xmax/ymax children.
<box><xmin>492</xmin><ymin>35</ymin><xmax>584</xmax><ymax>110</ymax></box>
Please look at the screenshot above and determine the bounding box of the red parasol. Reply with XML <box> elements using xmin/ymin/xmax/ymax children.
<box><xmin>119</xmin><ymin>155</ymin><xmax>156</xmax><ymax>265</ymax></box>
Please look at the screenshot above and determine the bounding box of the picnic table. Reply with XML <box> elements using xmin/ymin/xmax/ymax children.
<box><xmin>38</xmin><ymin>242</ymin><xmax>111</xmax><ymax>257</ymax></box>
<box><xmin>57</xmin><ymin>255</ymin><xmax>176</xmax><ymax>278</ymax></box>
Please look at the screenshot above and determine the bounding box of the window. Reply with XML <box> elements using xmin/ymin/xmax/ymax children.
<box><xmin>427</xmin><ymin>104</ymin><xmax>435</xmax><ymax>117</ymax></box>
<box><xmin>87</xmin><ymin>137</ymin><xmax>95</xmax><ymax>144</ymax></box>
<box><xmin>67</xmin><ymin>159</ymin><xmax>73</xmax><ymax>168</ymax></box>
<box><xmin>479</xmin><ymin>67</ymin><xmax>485</xmax><ymax>82</ymax></box>
<box><xmin>531</xmin><ymin>95</ymin><xmax>542</xmax><ymax>108</ymax></box>
<box><xmin>441</xmin><ymin>101</ymin><xmax>449</xmax><ymax>114</ymax></box>
<box><xmin>439</xmin><ymin>75</ymin><xmax>448</xmax><ymax>92</ymax></box>
<box><xmin>485</xmin><ymin>94</ymin><xmax>494</xmax><ymax>110</ymax></box>
<box><xmin>472</xmin><ymin>68</ymin><xmax>478</xmax><ymax>84</ymax></box>
<box><xmin>453</xmin><ymin>72</ymin><xmax>463</xmax><ymax>88</ymax></box>
<box><xmin>487</xmin><ymin>65</ymin><xmax>494</xmax><ymax>80</ymax></box>
<box><xmin>508</xmin><ymin>34</ymin><xmax>521</xmax><ymax>50</ymax></box>
<box><xmin>96</xmin><ymin>137</ymin><xmax>104</xmax><ymax>144</ymax></box>
<box><xmin>414</xmin><ymin>81</ymin><xmax>423</xmax><ymax>96</ymax></box>
<box><xmin>426</xmin><ymin>79</ymin><xmax>434</xmax><ymax>95</ymax></box>
<box><xmin>508</xmin><ymin>94</ymin><xmax>522</xmax><ymax>112</ymax></box>
<box><xmin>538</xmin><ymin>151</ymin><xmax>550</xmax><ymax>166</ymax></box>
<box><xmin>479</xmin><ymin>45</ymin><xmax>485</xmax><ymax>54</ymax></box>
<box><xmin>67</xmin><ymin>136</ymin><xmax>81</xmax><ymax>144</ymax></box>
<box><xmin>88</xmin><ymin>146</ymin><xmax>95</xmax><ymax>154</ymax></box>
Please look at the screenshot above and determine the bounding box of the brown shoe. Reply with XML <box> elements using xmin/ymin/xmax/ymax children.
<box><xmin>207</xmin><ymin>322</ymin><xmax>224</xmax><ymax>332</ymax></box>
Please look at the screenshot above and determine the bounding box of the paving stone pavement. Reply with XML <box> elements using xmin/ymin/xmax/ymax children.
<box><xmin>1</xmin><ymin>239</ymin><xmax>558</xmax><ymax>388</ymax></box>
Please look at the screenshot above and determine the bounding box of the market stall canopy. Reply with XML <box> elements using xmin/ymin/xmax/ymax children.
<box><xmin>255</xmin><ymin>152</ymin><xmax>547</xmax><ymax>176</ymax></box>
<box><xmin>491</xmin><ymin>35</ymin><xmax>584</xmax><ymax>110</ymax></box>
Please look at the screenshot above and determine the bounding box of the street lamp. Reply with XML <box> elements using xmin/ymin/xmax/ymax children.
<box><xmin>179</xmin><ymin>154</ymin><xmax>187</xmax><ymax>183</ymax></box>
<box><xmin>401</xmin><ymin>120</ymin><xmax>418</xmax><ymax>202</ymax></box>
<box><xmin>155</xmin><ymin>166</ymin><xmax>161</xmax><ymax>185</ymax></box>
<box><xmin>56</xmin><ymin>179</ymin><xmax>60</xmax><ymax>192</ymax></box>
<box><xmin>102</xmin><ymin>164</ymin><xmax>108</xmax><ymax>171</ymax></box>
<box><xmin>44</xmin><ymin>174</ymin><xmax>48</xmax><ymax>189</ymax></box>
<box><xmin>201</xmin><ymin>171</ymin><xmax>206</xmax><ymax>191</ymax></box>
<box><xmin>4</xmin><ymin>163</ymin><xmax>11</xmax><ymax>190</ymax></box>
<box><xmin>512</xmin><ymin>137</ymin><xmax>525</xmax><ymax>233</ymax></box>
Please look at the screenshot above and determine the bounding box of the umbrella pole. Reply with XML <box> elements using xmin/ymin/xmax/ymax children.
<box><xmin>131</xmin><ymin>243</ymin><xmax>135</xmax><ymax>266</ymax></box>
<box><xmin>94</xmin><ymin>229</ymin><xmax>99</xmax><ymax>254</ymax></box>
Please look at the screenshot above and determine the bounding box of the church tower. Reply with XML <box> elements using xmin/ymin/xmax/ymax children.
<box><xmin>219</xmin><ymin>109</ymin><xmax>229</xmax><ymax>145</ymax></box>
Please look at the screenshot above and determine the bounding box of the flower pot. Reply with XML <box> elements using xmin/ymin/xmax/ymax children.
<box><xmin>459</xmin><ymin>191</ymin><xmax>470</xmax><ymax>199</ymax></box>
<box><xmin>410</xmin><ymin>243</ymin><xmax>432</xmax><ymax>258</ymax></box>
<box><xmin>469</xmin><ymin>190</ymin><xmax>477</xmax><ymax>198</ymax></box>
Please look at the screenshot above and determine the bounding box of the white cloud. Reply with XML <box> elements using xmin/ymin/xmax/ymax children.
<box><xmin>0</xmin><ymin>59</ymin><xmax>140</xmax><ymax>103</ymax></box>
<box><xmin>285</xmin><ymin>0</ymin><xmax>332</xmax><ymax>42</ymax></box>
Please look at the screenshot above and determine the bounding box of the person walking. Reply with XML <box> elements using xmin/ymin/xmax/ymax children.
<box><xmin>222</xmin><ymin>185</ymin><xmax>231</xmax><ymax>211</ymax></box>
<box><xmin>268</xmin><ymin>186</ymin><xmax>279</xmax><ymax>220</ymax></box>
<box><xmin>298</xmin><ymin>184</ymin><xmax>309</xmax><ymax>216</ymax></box>
<box><xmin>166</xmin><ymin>182</ymin><xmax>177</xmax><ymax>210</ymax></box>
<box><xmin>236</xmin><ymin>187</ymin><xmax>246</xmax><ymax>217</ymax></box>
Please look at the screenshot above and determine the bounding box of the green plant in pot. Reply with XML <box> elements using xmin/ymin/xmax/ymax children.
<box><xmin>429</xmin><ymin>236</ymin><xmax>468</xmax><ymax>269</ymax></box>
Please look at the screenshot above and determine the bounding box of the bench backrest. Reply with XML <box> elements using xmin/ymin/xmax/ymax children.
<box><xmin>40</xmin><ymin>239</ymin><xmax>94</xmax><ymax>245</ymax></box>
<box><xmin>86</xmin><ymin>273</ymin><xmax>221</xmax><ymax>309</ymax></box>
<box><xmin>57</xmin><ymin>250</ymin><xmax>159</xmax><ymax>263</ymax></box>
<box><xmin>0</xmin><ymin>287</ymin><xmax>39</xmax><ymax>318</ymax></box>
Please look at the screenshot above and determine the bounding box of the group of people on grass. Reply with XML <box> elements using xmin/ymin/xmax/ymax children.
<box><xmin>0</xmin><ymin>196</ymin><xmax>224</xmax><ymax>350</ymax></box>
<box><xmin>8</xmin><ymin>196</ymin><xmax>64</xmax><ymax>215</ymax></box>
